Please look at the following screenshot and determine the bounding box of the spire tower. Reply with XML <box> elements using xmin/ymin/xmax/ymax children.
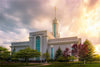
<box><xmin>52</xmin><ymin>7</ymin><xmax>60</xmax><ymax>38</ymax></box>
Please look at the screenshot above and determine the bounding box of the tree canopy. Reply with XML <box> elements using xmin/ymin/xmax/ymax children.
<box><xmin>0</xmin><ymin>46</ymin><xmax>10</xmax><ymax>60</ymax></box>
<box><xmin>83</xmin><ymin>39</ymin><xmax>94</xmax><ymax>61</ymax></box>
<box><xmin>72</xmin><ymin>44</ymin><xmax>78</xmax><ymax>57</ymax></box>
<box><xmin>63</xmin><ymin>48</ymin><xmax>71</xmax><ymax>61</ymax></box>
<box><xmin>14</xmin><ymin>47</ymin><xmax>40</xmax><ymax>62</ymax></box>
<box><xmin>79</xmin><ymin>44</ymin><xmax>88</xmax><ymax>61</ymax></box>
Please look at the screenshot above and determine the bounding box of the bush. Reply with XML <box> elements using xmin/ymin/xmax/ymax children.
<box><xmin>68</xmin><ymin>56</ymin><xmax>77</xmax><ymax>61</ymax></box>
<box><xmin>57</xmin><ymin>56</ymin><xmax>66</xmax><ymax>62</ymax></box>
<box><xmin>11</xmin><ymin>58</ymin><xmax>18</xmax><ymax>62</ymax></box>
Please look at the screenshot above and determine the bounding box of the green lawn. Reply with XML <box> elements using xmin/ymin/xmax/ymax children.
<box><xmin>0</xmin><ymin>63</ymin><xmax>41</xmax><ymax>67</ymax></box>
<box><xmin>40</xmin><ymin>63</ymin><xmax>100</xmax><ymax>67</ymax></box>
<box><xmin>1</xmin><ymin>62</ymin><xmax>100</xmax><ymax>67</ymax></box>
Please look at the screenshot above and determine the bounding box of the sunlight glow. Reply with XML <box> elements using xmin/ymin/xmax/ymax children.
<box><xmin>95</xmin><ymin>45</ymin><xmax>100</xmax><ymax>55</ymax></box>
<box><xmin>79</xmin><ymin>0</ymin><xmax>100</xmax><ymax>38</ymax></box>
<box><xmin>49</xmin><ymin>0</ymin><xmax>58</xmax><ymax>7</ymax></box>
<box><xmin>84</xmin><ymin>0</ymin><xmax>88</xmax><ymax>4</ymax></box>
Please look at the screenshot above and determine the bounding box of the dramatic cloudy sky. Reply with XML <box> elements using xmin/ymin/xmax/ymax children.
<box><xmin>0</xmin><ymin>0</ymin><xmax>100</xmax><ymax>53</ymax></box>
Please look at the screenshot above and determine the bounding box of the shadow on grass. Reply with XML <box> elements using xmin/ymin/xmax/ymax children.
<box><xmin>0</xmin><ymin>62</ymin><xmax>41</xmax><ymax>67</ymax></box>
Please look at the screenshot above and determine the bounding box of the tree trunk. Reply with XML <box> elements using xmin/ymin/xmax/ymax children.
<box><xmin>84</xmin><ymin>60</ymin><xmax>85</xmax><ymax>64</ymax></box>
<box><xmin>25</xmin><ymin>58</ymin><xmax>28</xmax><ymax>65</ymax></box>
<box><xmin>45</xmin><ymin>60</ymin><xmax>47</xmax><ymax>63</ymax></box>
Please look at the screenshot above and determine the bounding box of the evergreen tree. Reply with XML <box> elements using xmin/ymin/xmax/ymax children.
<box><xmin>55</xmin><ymin>47</ymin><xmax>62</xmax><ymax>60</ymax></box>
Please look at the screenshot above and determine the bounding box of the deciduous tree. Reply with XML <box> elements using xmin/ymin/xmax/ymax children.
<box><xmin>83</xmin><ymin>39</ymin><xmax>94</xmax><ymax>61</ymax></box>
<box><xmin>93</xmin><ymin>54</ymin><xmax>100</xmax><ymax>61</ymax></box>
<box><xmin>79</xmin><ymin>44</ymin><xmax>88</xmax><ymax>64</ymax></box>
<box><xmin>14</xmin><ymin>47</ymin><xmax>40</xmax><ymax>63</ymax></box>
<box><xmin>63</xmin><ymin>48</ymin><xmax>70</xmax><ymax>61</ymax></box>
<box><xmin>72</xmin><ymin>44</ymin><xmax>78</xmax><ymax>57</ymax></box>
<box><xmin>42</xmin><ymin>50</ymin><xmax>50</xmax><ymax>63</ymax></box>
<box><xmin>0</xmin><ymin>46</ymin><xmax>10</xmax><ymax>61</ymax></box>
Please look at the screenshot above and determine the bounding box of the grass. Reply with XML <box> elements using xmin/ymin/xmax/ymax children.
<box><xmin>40</xmin><ymin>62</ymin><xmax>100</xmax><ymax>67</ymax></box>
<box><xmin>1</xmin><ymin>62</ymin><xmax>100</xmax><ymax>67</ymax></box>
<box><xmin>0</xmin><ymin>62</ymin><xmax>41</xmax><ymax>67</ymax></box>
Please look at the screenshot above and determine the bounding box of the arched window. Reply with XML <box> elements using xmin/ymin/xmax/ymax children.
<box><xmin>51</xmin><ymin>48</ymin><xmax>53</xmax><ymax>59</ymax></box>
<box><xmin>36</xmin><ymin>36</ymin><xmax>40</xmax><ymax>52</ymax></box>
<box><xmin>36</xmin><ymin>36</ymin><xmax>40</xmax><ymax>60</ymax></box>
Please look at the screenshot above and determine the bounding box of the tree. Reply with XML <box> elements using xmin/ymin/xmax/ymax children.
<box><xmin>14</xmin><ymin>47</ymin><xmax>40</xmax><ymax>63</ymax></box>
<box><xmin>55</xmin><ymin>47</ymin><xmax>62</xmax><ymax>60</ymax></box>
<box><xmin>63</xmin><ymin>48</ymin><xmax>70</xmax><ymax>57</ymax></box>
<box><xmin>78</xmin><ymin>44</ymin><xmax>88</xmax><ymax>64</ymax></box>
<box><xmin>63</xmin><ymin>48</ymin><xmax>70</xmax><ymax>61</ymax></box>
<box><xmin>72</xmin><ymin>44</ymin><xmax>78</xmax><ymax>57</ymax></box>
<box><xmin>0</xmin><ymin>46</ymin><xmax>10</xmax><ymax>61</ymax></box>
<box><xmin>93</xmin><ymin>54</ymin><xmax>100</xmax><ymax>61</ymax></box>
<box><xmin>42</xmin><ymin>50</ymin><xmax>50</xmax><ymax>63</ymax></box>
<box><xmin>11</xmin><ymin>47</ymin><xmax>18</xmax><ymax>62</ymax></box>
<box><xmin>83</xmin><ymin>39</ymin><xmax>94</xmax><ymax>61</ymax></box>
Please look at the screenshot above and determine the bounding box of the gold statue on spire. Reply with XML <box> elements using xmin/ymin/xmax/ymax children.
<box><xmin>55</xmin><ymin>6</ymin><xmax>56</xmax><ymax>18</ymax></box>
<box><xmin>55</xmin><ymin>7</ymin><xmax>56</xmax><ymax>11</ymax></box>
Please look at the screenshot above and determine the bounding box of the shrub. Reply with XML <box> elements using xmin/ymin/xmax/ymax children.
<box><xmin>57</xmin><ymin>56</ymin><xmax>66</xmax><ymax>62</ymax></box>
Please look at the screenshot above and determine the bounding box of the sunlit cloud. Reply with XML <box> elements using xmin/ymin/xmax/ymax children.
<box><xmin>0</xmin><ymin>0</ymin><xmax>100</xmax><ymax>53</ymax></box>
<box><xmin>78</xmin><ymin>0</ymin><xmax>100</xmax><ymax>41</ymax></box>
<box><xmin>95</xmin><ymin>44</ymin><xmax>100</xmax><ymax>55</ymax></box>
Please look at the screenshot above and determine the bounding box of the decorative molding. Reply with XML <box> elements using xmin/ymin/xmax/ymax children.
<box><xmin>30</xmin><ymin>30</ymin><xmax>47</xmax><ymax>37</ymax></box>
<box><xmin>12</xmin><ymin>41</ymin><xmax>29</xmax><ymax>44</ymax></box>
<box><xmin>10</xmin><ymin>45</ymin><xmax>29</xmax><ymax>47</ymax></box>
<box><xmin>48</xmin><ymin>37</ymin><xmax>79</xmax><ymax>45</ymax></box>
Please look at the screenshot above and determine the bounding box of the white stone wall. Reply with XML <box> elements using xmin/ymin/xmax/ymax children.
<box><xmin>48</xmin><ymin>43</ymin><xmax>73</xmax><ymax>59</ymax></box>
<box><xmin>12</xmin><ymin>46</ymin><xmax>28</xmax><ymax>52</ymax></box>
<box><xmin>11</xmin><ymin>42</ymin><xmax>29</xmax><ymax>52</ymax></box>
<box><xmin>48</xmin><ymin>36</ymin><xmax>81</xmax><ymax>59</ymax></box>
<box><xmin>29</xmin><ymin>30</ymin><xmax>51</xmax><ymax>60</ymax></box>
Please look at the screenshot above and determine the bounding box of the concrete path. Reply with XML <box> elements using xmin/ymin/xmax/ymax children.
<box><xmin>24</xmin><ymin>63</ymin><xmax>50</xmax><ymax>67</ymax></box>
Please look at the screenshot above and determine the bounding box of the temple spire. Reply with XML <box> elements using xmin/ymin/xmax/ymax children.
<box><xmin>52</xmin><ymin>7</ymin><xmax>60</xmax><ymax>38</ymax></box>
<box><xmin>55</xmin><ymin>7</ymin><xmax>56</xmax><ymax>18</ymax></box>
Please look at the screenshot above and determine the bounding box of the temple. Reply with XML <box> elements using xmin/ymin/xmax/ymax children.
<box><xmin>11</xmin><ymin>8</ymin><xmax>81</xmax><ymax>61</ymax></box>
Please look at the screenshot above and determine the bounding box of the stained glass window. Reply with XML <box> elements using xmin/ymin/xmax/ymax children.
<box><xmin>36</xmin><ymin>36</ymin><xmax>40</xmax><ymax>60</ymax></box>
<box><xmin>51</xmin><ymin>48</ymin><xmax>53</xmax><ymax>59</ymax></box>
